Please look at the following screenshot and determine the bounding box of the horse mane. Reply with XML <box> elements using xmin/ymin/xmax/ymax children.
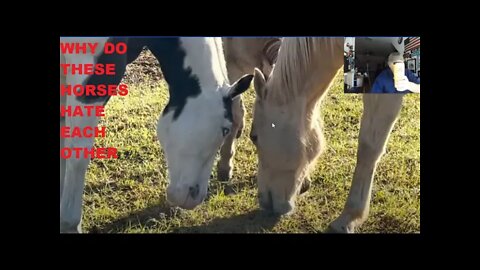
<box><xmin>212</xmin><ymin>38</ymin><xmax>229</xmax><ymax>87</ymax></box>
<box><xmin>267</xmin><ymin>38</ymin><xmax>341</xmax><ymax>104</ymax></box>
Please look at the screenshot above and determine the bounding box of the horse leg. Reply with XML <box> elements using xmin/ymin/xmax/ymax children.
<box><xmin>235</xmin><ymin>97</ymin><xmax>245</xmax><ymax>138</ymax></box>
<box><xmin>60</xmin><ymin>52</ymin><xmax>67</xmax><ymax>203</ymax></box>
<box><xmin>216</xmin><ymin>59</ymin><xmax>248</xmax><ymax>182</ymax></box>
<box><xmin>217</xmin><ymin>96</ymin><xmax>245</xmax><ymax>181</ymax></box>
<box><xmin>60</xmin><ymin>118</ymin><xmax>65</xmax><ymax>202</ymax></box>
<box><xmin>60</xmin><ymin>97</ymin><xmax>103</xmax><ymax>233</ymax></box>
<box><xmin>60</xmin><ymin>75</ymin><xmax>66</xmax><ymax>203</ymax></box>
<box><xmin>328</xmin><ymin>94</ymin><xmax>403</xmax><ymax>233</ymax></box>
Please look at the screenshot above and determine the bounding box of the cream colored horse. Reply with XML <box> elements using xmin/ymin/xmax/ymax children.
<box><xmin>252</xmin><ymin>37</ymin><xmax>404</xmax><ymax>233</ymax></box>
<box><xmin>218</xmin><ymin>37</ymin><xmax>281</xmax><ymax>181</ymax></box>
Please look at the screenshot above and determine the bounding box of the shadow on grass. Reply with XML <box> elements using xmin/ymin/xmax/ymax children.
<box><xmin>89</xmin><ymin>176</ymin><xmax>280</xmax><ymax>233</ymax></box>
<box><xmin>89</xmin><ymin>205</ymin><xmax>280</xmax><ymax>234</ymax></box>
<box><xmin>88</xmin><ymin>203</ymin><xmax>173</xmax><ymax>233</ymax></box>
<box><xmin>171</xmin><ymin>209</ymin><xmax>280</xmax><ymax>233</ymax></box>
<box><xmin>206</xmin><ymin>175</ymin><xmax>256</xmax><ymax>199</ymax></box>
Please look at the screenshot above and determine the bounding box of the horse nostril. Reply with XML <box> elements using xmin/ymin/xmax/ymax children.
<box><xmin>189</xmin><ymin>184</ymin><xmax>200</xmax><ymax>199</ymax></box>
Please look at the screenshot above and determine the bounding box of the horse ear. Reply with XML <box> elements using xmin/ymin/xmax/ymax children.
<box><xmin>263</xmin><ymin>38</ymin><xmax>282</xmax><ymax>66</ymax></box>
<box><xmin>254</xmin><ymin>68</ymin><xmax>267</xmax><ymax>99</ymax></box>
<box><xmin>228</xmin><ymin>74</ymin><xmax>253</xmax><ymax>100</ymax></box>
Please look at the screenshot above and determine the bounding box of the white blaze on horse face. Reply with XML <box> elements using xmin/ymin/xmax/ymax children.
<box><xmin>158</xmin><ymin>93</ymin><xmax>229</xmax><ymax>209</ymax></box>
<box><xmin>157</xmin><ymin>37</ymin><xmax>232</xmax><ymax>210</ymax></box>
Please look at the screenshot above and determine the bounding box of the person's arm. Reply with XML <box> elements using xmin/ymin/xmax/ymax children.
<box><xmin>405</xmin><ymin>69</ymin><xmax>420</xmax><ymax>93</ymax></box>
<box><xmin>370</xmin><ymin>76</ymin><xmax>383</xmax><ymax>93</ymax></box>
<box><xmin>408</xmin><ymin>81</ymin><xmax>420</xmax><ymax>93</ymax></box>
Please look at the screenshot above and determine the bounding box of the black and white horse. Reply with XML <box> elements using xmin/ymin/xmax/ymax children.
<box><xmin>60</xmin><ymin>37</ymin><xmax>253</xmax><ymax>233</ymax></box>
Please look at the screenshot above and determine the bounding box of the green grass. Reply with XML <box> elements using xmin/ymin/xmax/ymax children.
<box><xmin>83</xmin><ymin>73</ymin><xmax>420</xmax><ymax>233</ymax></box>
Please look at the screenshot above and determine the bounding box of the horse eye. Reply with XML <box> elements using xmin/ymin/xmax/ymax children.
<box><xmin>222</xmin><ymin>127</ymin><xmax>230</xmax><ymax>137</ymax></box>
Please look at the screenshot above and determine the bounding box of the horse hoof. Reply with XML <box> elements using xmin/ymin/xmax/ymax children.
<box><xmin>60</xmin><ymin>228</ymin><xmax>82</xmax><ymax>234</ymax></box>
<box><xmin>60</xmin><ymin>221</ymin><xmax>82</xmax><ymax>234</ymax></box>
<box><xmin>324</xmin><ymin>225</ymin><xmax>343</xmax><ymax>234</ymax></box>
<box><xmin>325</xmin><ymin>223</ymin><xmax>354</xmax><ymax>234</ymax></box>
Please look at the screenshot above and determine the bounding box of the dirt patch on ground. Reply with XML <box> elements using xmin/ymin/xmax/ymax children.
<box><xmin>122</xmin><ymin>48</ymin><xmax>163</xmax><ymax>86</ymax></box>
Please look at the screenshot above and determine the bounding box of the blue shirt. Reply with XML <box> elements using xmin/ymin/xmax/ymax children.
<box><xmin>370</xmin><ymin>68</ymin><xmax>420</xmax><ymax>94</ymax></box>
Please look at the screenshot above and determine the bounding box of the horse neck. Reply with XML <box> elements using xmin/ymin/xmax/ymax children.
<box><xmin>270</xmin><ymin>38</ymin><xmax>344</xmax><ymax>125</ymax></box>
<box><xmin>304</xmin><ymin>52</ymin><xmax>343</xmax><ymax>128</ymax></box>
<box><xmin>223</xmin><ymin>37</ymin><xmax>281</xmax><ymax>82</ymax></box>
<box><xmin>304</xmin><ymin>62</ymin><xmax>343</xmax><ymax>113</ymax></box>
<box><xmin>148</xmin><ymin>37</ymin><xmax>229</xmax><ymax>94</ymax></box>
<box><xmin>181</xmin><ymin>37</ymin><xmax>229</xmax><ymax>90</ymax></box>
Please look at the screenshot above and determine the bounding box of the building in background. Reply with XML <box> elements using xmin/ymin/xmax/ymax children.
<box><xmin>404</xmin><ymin>37</ymin><xmax>420</xmax><ymax>77</ymax></box>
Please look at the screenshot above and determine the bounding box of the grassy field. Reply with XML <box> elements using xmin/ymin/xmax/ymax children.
<box><xmin>82</xmin><ymin>53</ymin><xmax>420</xmax><ymax>233</ymax></box>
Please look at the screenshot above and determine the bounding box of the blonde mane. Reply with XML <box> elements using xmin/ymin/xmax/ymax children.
<box><xmin>212</xmin><ymin>37</ymin><xmax>229</xmax><ymax>86</ymax></box>
<box><xmin>267</xmin><ymin>37</ymin><xmax>343</xmax><ymax>104</ymax></box>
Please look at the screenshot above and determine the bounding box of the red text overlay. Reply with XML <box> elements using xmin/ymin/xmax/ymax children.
<box><xmin>60</xmin><ymin>41</ymin><xmax>128</xmax><ymax>160</ymax></box>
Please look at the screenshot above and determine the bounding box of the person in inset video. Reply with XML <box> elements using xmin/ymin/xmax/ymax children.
<box><xmin>370</xmin><ymin>52</ymin><xmax>420</xmax><ymax>94</ymax></box>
